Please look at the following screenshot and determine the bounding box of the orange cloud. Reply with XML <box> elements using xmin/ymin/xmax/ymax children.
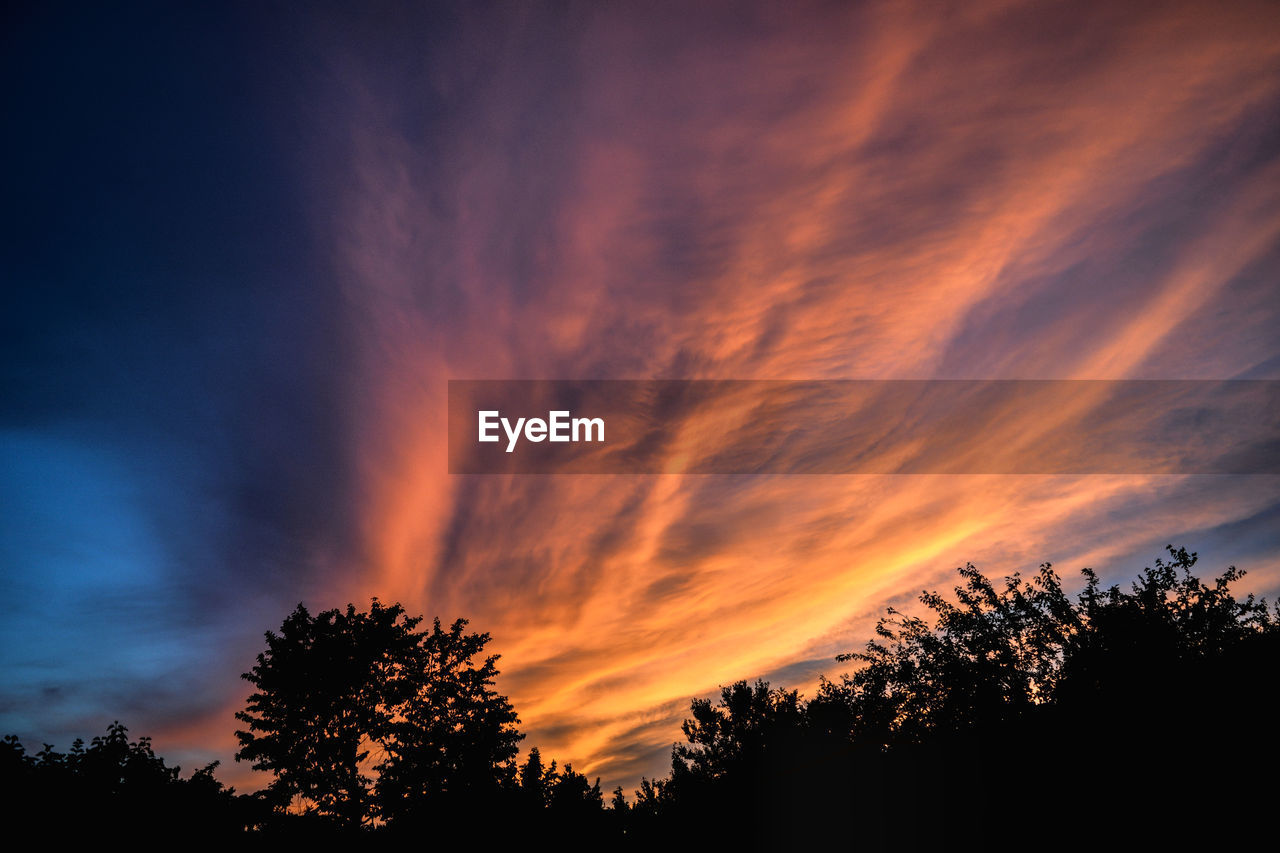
<box><xmin>297</xmin><ymin>0</ymin><xmax>1280</xmax><ymax>793</ymax></box>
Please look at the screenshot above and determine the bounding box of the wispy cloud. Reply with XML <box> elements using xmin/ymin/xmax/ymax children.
<box><xmin>274</xmin><ymin>0</ymin><xmax>1280</xmax><ymax>793</ymax></box>
<box><xmin>5</xmin><ymin>0</ymin><xmax>1277</xmax><ymax>796</ymax></box>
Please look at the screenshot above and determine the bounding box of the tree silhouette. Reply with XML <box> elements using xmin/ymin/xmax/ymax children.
<box><xmin>803</xmin><ymin>545</ymin><xmax>1280</xmax><ymax>847</ymax></box>
<box><xmin>609</xmin><ymin>784</ymin><xmax>628</xmax><ymax>812</ymax></box>
<box><xmin>372</xmin><ymin>617</ymin><xmax>523</xmax><ymax>828</ymax></box>
<box><xmin>812</xmin><ymin>545</ymin><xmax>1276</xmax><ymax>746</ymax></box>
<box><xmin>644</xmin><ymin>546</ymin><xmax>1279</xmax><ymax>849</ymax></box>
<box><xmin>235</xmin><ymin>600</ymin><xmax>524</xmax><ymax>831</ymax></box>
<box><xmin>6</xmin><ymin>546</ymin><xmax>1272</xmax><ymax>846</ymax></box>
<box><xmin>234</xmin><ymin>599</ymin><xmax>427</xmax><ymax>827</ymax></box>
<box><xmin>518</xmin><ymin>745</ymin><xmax>552</xmax><ymax>808</ymax></box>
<box><xmin>672</xmin><ymin>679</ymin><xmax>804</xmax><ymax>784</ymax></box>
<box><xmin>547</xmin><ymin>761</ymin><xmax>604</xmax><ymax>821</ymax></box>
<box><xmin>663</xmin><ymin>680</ymin><xmax>810</xmax><ymax>847</ymax></box>
<box><xmin>810</xmin><ymin>558</ymin><xmax>1083</xmax><ymax>745</ymax></box>
<box><xmin>2</xmin><ymin>721</ymin><xmax>253</xmax><ymax>834</ymax></box>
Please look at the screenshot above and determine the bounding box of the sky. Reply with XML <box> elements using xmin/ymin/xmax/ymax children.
<box><xmin>3</xmin><ymin>0</ymin><xmax>1280</xmax><ymax>795</ymax></box>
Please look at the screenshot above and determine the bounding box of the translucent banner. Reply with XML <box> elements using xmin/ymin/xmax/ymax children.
<box><xmin>447</xmin><ymin>380</ymin><xmax>1279</xmax><ymax>474</ymax></box>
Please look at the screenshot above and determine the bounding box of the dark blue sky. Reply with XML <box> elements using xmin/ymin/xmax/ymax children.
<box><xmin>2</xmin><ymin>2</ymin><xmax>369</xmax><ymax>756</ymax></box>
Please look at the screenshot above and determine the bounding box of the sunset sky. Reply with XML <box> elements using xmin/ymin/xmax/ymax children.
<box><xmin>4</xmin><ymin>0</ymin><xmax>1280</xmax><ymax>795</ymax></box>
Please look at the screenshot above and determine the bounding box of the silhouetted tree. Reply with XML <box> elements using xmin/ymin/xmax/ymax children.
<box><xmin>1</xmin><ymin>721</ymin><xmax>253</xmax><ymax>834</ymax></box>
<box><xmin>548</xmin><ymin>762</ymin><xmax>603</xmax><ymax>815</ymax></box>
<box><xmin>8</xmin><ymin>546</ymin><xmax>1272</xmax><ymax>847</ymax></box>
<box><xmin>662</xmin><ymin>680</ymin><xmax>812</xmax><ymax>846</ymax></box>
<box><xmin>518</xmin><ymin>745</ymin><xmax>552</xmax><ymax>808</ymax></box>
<box><xmin>373</xmin><ymin>618</ymin><xmax>523</xmax><ymax>827</ymax></box>
<box><xmin>631</xmin><ymin>775</ymin><xmax>669</xmax><ymax>818</ymax></box>
<box><xmin>509</xmin><ymin>744</ymin><xmax>608</xmax><ymax>840</ymax></box>
<box><xmin>615</xmin><ymin>775</ymin><xmax>672</xmax><ymax>845</ymax></box>
<box><xmin>234</xmin><ymin>599</ymin><xmax>427</xmax><ymax>828</ymax></box>
<box><xmin>812</xmin><ymin>558</ymin><xmax>1083</xmax><ymax>745</ymax></box>
<box><xmin>610</xmin><ymin>784</ymin><xmax>628</xmax><ymax>812</ymax></box>
<box><xmin>236</xmin><ymin>600</ymin><xmax>525</xmax><ymax>832</ymax></box>
<box><xmin>814</xmin><ymin>546</ymin><xmax>1276</xmax><ymax>745</ymax></box>
<box><xmin>636</xmin><ymin>547</ymin><xmax>1279</xmax><ymax>850</ymax></box>
<box><xmin>805</xmin><ymin>546</ymin><xmax>1279</xmax><ymax>847</ymax></box>
<box><xmin>672</xmin><ymin>680</ymin><xmax>803</xmax><ymax>783</ymax></box>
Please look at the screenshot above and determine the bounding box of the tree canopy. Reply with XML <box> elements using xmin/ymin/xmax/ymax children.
<box><xmin>372</xmin><ymin>616</ymin><xmax>524</xmax><ymax>826</ymax></box>
<box><xmin>7</xmin><ymin>546</ymin><xmax>1273</xmax><ymax>846</ymax></box>
<box><xmin>1</xmin><ymin>721</ymin><xmax>253</xmax><ymax>834</ymax></box>
<box><xmin>234</xmin><ymin>599</ymin><xmax>522</xmax><ymax>829</ymax></box>
<box><xmin>811</xmin><ymin>544</ymin><xmax>1276</xmax><ymax>746</ymax></box>
<box><xmin>650</xmin><ymin>546</ymin><xmax>1278</xmax><ymax>848</ymax></box>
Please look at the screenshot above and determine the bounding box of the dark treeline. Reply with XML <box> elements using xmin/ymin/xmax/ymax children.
<box><xmin>4</xmin><ymin>546</ymin><xmax>1275</xmax><ymax>847</ymax></box>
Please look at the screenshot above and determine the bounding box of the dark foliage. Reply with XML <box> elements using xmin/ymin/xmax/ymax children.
<box><xmin>234</xmin><ymin>600</ymin><xmax>526</xmax><ymax>833</ymax></box>
<box><xmin>512</xmin><ymin>745</ymin><xmax>608</xmax><ymax>838</ymax></box>
<box><xmin>234</xmin><ymin>599</ymin><xmax>425</xmax><ymax>827</ymax></box>
<box><xmin>628</xmin><ymin>546</ymin><xmax>1278</xmax><ymax>850</ymax></box>
<box><xmin>0</xmin><ymin>721</ymin><xmax>263</xmax><ymax>834</ymax></box>
<box><xmin>6</xmin><ymin>547</ymin><xmax>1275</xmax><ymax>848</ymax></box>
<box><xmin>373</xmin><ymin>617</ymin><xmax>525</xmax><ymax>831</ymax></box>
